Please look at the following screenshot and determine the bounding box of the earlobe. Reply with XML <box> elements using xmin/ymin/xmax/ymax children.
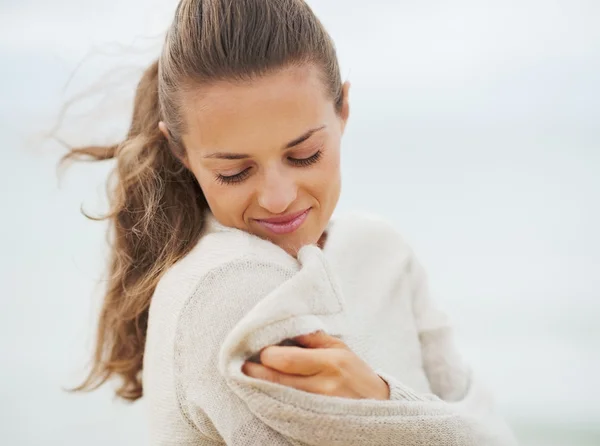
<box><xmin>174</xmin><ymin>150</ymin><xmax>190</xmax><ymax>170</ymax></box>
<box><xmin>181</xmin><ymin>155</ymin><xmax>191</xmax><ymax>170</ymax></box>
<box><xmin>174</xmin><ymin>149</ymin><xmax>191</xmax><ymax>171</ymax></box>
<box><xmin>340</xmin><ymin>81</ymin><xmax>351</xmax><ymax>131</ymax></box>
<box><xmin>158</xmin><ymin>121</ymin><xmax>170</xmax><ymax>140</ymax></box>
<box><xmin>158</xmin><ymin>121</ymin><xmax>191</xmax><ymax>170</ymax></box>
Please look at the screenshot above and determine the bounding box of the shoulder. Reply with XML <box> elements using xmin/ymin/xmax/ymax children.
<box><xmin>175</xmin><ymin>252</ymin><xmax>295</xmax><ymax>341</ymax></box>
<box><xmin>161</xmin><ymin>222</ymin><xmax>301</xmax><ymax>369</ymax></box>
<box><xmin>164</xmin><ymin>216</ymin><xmax>311</xmax><ymax>333</ymax></box>
<box><xmin>327</xmin><ymin>211</ymin><xmax>414</xmax><ymax>267</ymax></box>
<box><xmin>155</xmin><ymin>215</ymin><xmax>299</xmax><ymax>299</ymax></box>
<box><xmin>147</xmin><ymin>216</ymin><xmax>302</xmax><ymax>356</ymax></box>
<box><xmin>331</xmin><ymin>211</ymin><xmax>408</xmax><ymax>242</ymax></box>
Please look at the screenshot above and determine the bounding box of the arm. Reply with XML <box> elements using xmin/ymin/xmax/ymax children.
<box><xmin>407</xmin><ymin>248</ymin><xmax>472</xmax><ymax>402</ymax></box>
<box><xmin>175</xmin><ymin>246</ymin><xmax>515</xmax><ymax>445</ymax></box>
<box><xmin>400</xmin><ymin>245</ymin><xmax>518</xmax><ymax>443</ymax></box>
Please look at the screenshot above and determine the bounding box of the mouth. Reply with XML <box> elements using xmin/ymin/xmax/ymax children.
<box><xmin>254</xmin><ymin>208</ymin><xmax>311</xmax><ymax>235</ymax></box>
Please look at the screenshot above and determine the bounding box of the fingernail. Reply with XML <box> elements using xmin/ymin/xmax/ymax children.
<box><xmin>278</xmin><ymin>338</ymin><xmax>305</xmax><ymax>348</ymax></box>
<box><xmin>261</xmin><ymin>346</ymin><xmax>280</xmax><ymax>361</ymax></box>
<box><xmin>247</xmin><ymin>352</ymin><xmax>262</xmax><ymax>364</ymax></box>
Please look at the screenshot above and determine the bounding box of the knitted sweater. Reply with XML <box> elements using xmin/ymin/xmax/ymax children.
<box><xmin>143</xmin><ymin>212</ymin><xmax>517</xmax><ymax>445</ymax></box>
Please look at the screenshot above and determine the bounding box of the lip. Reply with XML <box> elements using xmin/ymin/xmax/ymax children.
<box><xmin>254</xmin><ymin>208</ymin><xmax>311</xmax><ymax>235</ymax></box>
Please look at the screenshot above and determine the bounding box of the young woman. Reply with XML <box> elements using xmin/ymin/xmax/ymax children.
<box><xmin>68</xmin><ymin>0</ymin><xmax>517</xmax><ymax>444</ymax></box>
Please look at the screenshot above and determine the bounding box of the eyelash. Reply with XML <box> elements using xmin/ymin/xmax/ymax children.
<box><xmin>216</xmin><ymin>150</ymin><xmax>323</xmax><ymax>185</ymax></box>
<box><xmin>289</xmin><ymin>150</ymin><xmax>322</xmax><ymax>167</ymax></box>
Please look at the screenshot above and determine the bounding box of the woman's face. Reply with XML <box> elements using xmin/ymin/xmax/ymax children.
<box><xmin>174</xmin><ymin>65</ymin><xmax>350</xmax><ymax>256</ymax></box>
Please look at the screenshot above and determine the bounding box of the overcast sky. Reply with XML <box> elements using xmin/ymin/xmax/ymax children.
<box><xmin>1</xmin><ymin>1</ymin><xmax>599</xmax><ymax>445</ymax></box>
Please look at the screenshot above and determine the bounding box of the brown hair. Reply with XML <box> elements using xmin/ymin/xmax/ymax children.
<box><xmin>64</xmin><ymin>0</ymin><xmax>342</xmax><ymax>401</ymax></box>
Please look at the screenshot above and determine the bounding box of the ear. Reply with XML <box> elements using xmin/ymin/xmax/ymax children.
<box><xmin>158</xmin><ymin>121</ymin><xmax>170</xmax><ymax>140</ymax></box>
<box><xmin>158</xmin><ymin>121</ymin><xmax>191</xmax><ymax>170</ymax></box>
<box><xmin>339</xmin><ymin>81</ymin><xmax>351</xmax><ymax>133</ymax></box>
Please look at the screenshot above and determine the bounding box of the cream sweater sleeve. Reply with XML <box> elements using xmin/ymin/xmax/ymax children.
<box><xmin>377</xmin><ymin>245</ymin><xmax>518</xmax><ymax>445</ymax></box>
<box><xmin>174</xmin><ymin>245</ymin><xmax>516</xmax><ymax>445</ymax></box>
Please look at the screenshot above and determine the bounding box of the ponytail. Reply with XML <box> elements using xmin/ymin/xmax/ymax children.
<box><xmin>64</xmin><ymin>60</ymin><xmax>208</xmax><ymax>401</ymax></box>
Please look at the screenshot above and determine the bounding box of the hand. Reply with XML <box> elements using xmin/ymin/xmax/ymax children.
<box><xmin>242</xmin><ymin>331</ymin><xmax>390</xmax><ymax>400</ymax></box>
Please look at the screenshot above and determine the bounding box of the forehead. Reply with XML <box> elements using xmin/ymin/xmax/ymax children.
<box><xmin>180</xmin><ymin>65</ymin><xmax>333</xmax><ymax>153</ymax></box>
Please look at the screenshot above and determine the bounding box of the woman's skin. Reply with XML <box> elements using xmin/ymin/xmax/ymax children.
<box><xmin>159</xmin><ymin>64</ymin><xmax>389</xmax><ymax>400</ymax></box>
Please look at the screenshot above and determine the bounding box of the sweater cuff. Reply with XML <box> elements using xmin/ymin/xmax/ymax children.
<box><xmin>376</xmin><ymin>370</ymin><xmax>437</xmax><ymax>402</ymax></box>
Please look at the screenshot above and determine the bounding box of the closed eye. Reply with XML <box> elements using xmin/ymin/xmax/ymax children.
<box><xmin>215</xmin><ymin>168</ymin><xmax>251</xmax><ymax>185</ymax></box>
<box><xmin>289</xmin><ymin>150</ymin><xmax>322</xmax><ymax>167</ymax></box>
<box><xmin>215</xmin><ymin>150</ymin><xmax>323</xmax><ymax>185</ymax></box>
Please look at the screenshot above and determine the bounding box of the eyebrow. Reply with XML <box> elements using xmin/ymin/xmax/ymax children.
<box><xmin>203</xmin><ymin>125</ymin><xmax>326</xmax><ymax>160</ymax></box>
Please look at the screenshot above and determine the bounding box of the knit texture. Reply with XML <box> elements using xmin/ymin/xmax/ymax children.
<box><xmin>142</xmin><ymin>212</ymin><xmax>517</xmax><ymax>445</ymax></box>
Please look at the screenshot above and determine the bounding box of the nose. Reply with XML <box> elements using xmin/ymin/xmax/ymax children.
<box><xmin>257</xmin><ymin>166</ymin><xmax>298</xmax><ymax>214</ymax></box>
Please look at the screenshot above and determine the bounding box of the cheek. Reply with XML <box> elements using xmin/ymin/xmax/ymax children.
<box><xmin>303</xmin><ymin>147</ymin><xmax>341</xmax><ymax>199</ymax></box>
<box><xmin>195</xmin><ymin>173</ymin><xmax>253</xmax><ymax>225</ymax></box>
<box><xmin>321</xmin><ymin>146</ymin><xmax>342</xmax><ymax>207</ymax></box>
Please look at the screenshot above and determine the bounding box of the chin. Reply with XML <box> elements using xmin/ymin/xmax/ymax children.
<box><xmin>278</xmin><ymin>232</ymin><xmax>321</xmax><ymax>257</ymax></box>
<box><xmin>268</xmin><ymin>236</ymin><xmax>299</xmax><ymax>256</ymax></box>
<box><xmin>250</xmin><ymin>214</ymin><xmax>324</xmax><ymax>256</ymax></box>
<box><xmin>279</xmin><ymin>244</ymin><xmax>301</xmax><ymax>257</ymax></box>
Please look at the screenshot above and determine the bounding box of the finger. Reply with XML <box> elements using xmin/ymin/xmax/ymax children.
<box><xmin>277</xmin><ymin>338</ymin><xmax>306</xmax><ymax>348</ymax></box>
<box><xmin>242</xmin><ymin>361</ymin><xmax>281</xmax><ymax>381</ymax></box>
<box><xmin>242</xmin><ymin>361</ymin><xmax>323</xmax><ymax>394</ymax></box>
<box><xmin>293</xmin><ymin>330</ymin><xmax>346</xmax><ymax>349</ymax></box>
<box><xmin>260</xmin><ymin>345</ymin><xmax>330</xmax><ymax>375</ymax></box>
<box><xmin>242</xmin><ymin>361</ymin><xmax>309</xmax><ymax>387</ymax></box>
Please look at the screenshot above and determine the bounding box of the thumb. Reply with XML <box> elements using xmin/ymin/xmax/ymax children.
<box><xmin>293</xmin><ymin>330</ymin><xmax>346</xmax><ymax>349</ymax></box>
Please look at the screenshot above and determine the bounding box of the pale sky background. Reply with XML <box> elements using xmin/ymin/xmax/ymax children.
<box><xmin>1</xmin><ymin>1</ymin><xmax>599</xmax><ymax>445</ymax></box>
